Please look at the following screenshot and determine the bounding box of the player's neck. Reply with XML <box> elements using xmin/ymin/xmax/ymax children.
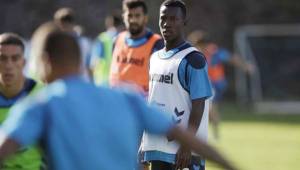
<box><xmin>47</xmin><ymin>66</ymin><xmax>81</xmax><ymax>84</ymax></box>
<box><xmin>165</xmin><ymin>38</ymin><xmax>185</xmax><ymax>51</ymax></box>
<box><xmin>0</xmin><ymin>77</ymin><xmax>25</xmax><ymax>98</ymax></box>
<box><xmin>128</xmin><ymin>28</ymin><xmax>147</xmax><ymax>39</ymax></box>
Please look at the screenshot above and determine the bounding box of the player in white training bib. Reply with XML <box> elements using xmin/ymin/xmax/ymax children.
<box><xmin>142</xmin><ymin>1</ymin><xmax>213</xmax><ymax>170</ymax></box>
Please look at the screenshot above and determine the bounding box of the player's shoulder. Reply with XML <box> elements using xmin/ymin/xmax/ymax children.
<box><xmin>12</xmin><ymin>86</ymin><xmax>48</xmax><ymax>113</ymax></box>
<box><xmin>24</xmin><ymin>78</ymin><xmax>37</xmax><ymax>91</ymax></box>
<box><xmin>152</xmin><ymin>38</ymin><xmax>164</xmax><ymax>53</ymax></box>
<box><xmin>183</xmin><ymin>46</ymin><xmax>206</xmax><ymax>69</ymax></box>
<box><xmin>118</xmin><ymin>31</ymin><xmax>128</xmax><ymax>36</ymax></box>
<box><xmin>115</xmin><ymin>31</ymin><xmax>127</xmax><ymax>41</ymax></box>
<box><xmin>147</xmin><ymin>29</ymin><xmax>162</xmax><ymax>43</ymax></box>
<box><xmin>36</xmin><ymin>80</ymin><xmax>67</xmax><ymax>101</ymax></box>
<box><xmin>102</xmin><ymin>86</ymin><xmax>146</xmax><ymax>114</ymax></box>
<box><xmin>152</xmin><ymin>33</ymin><xmax>162</xmax><ymax>40</ymax></box>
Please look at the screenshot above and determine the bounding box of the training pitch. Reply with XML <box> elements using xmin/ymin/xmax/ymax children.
<box><xmin>206</xmin><ymin>104</ymin><xmax>300</xmax><ymax>170</ymax></box>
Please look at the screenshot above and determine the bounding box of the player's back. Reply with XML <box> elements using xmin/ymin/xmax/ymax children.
<box><xmin>37</xmin><ymin>76</ymin><xmax>144</xmax><ymax>170</ymax></box>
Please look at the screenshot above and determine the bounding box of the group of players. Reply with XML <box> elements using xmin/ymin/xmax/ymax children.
<box><xmin>0</xmin><ymin>0</ymin><xmax>249</xmax><ymax>170</ymax></box>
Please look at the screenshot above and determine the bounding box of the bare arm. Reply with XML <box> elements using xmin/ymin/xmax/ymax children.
<box><xmin>229</xmin><ymin>54</ymin><xmax>254</xmax><ymax>74</ymax></box>
<box><xmin>175</xmin><ymin>98</ymin><xmax>205</xmax><ymax>169</ymax></box>
<box><xmin>169</xmin><ymin>127</ymin><xmax>238</xmax><ymax>170</ymax></box>
<box><xmin>188</xmin><ymin>98</ymin><xmax>205</xmax><ymax>134</ymax></box>
<box><xmin>0</xmin><ymin>131</ymin><xmax>20</xmax><ymax>162</ymax></box>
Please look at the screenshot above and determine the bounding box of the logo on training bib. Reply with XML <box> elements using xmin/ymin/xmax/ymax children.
<box><xmin>150</xmin><ymin>73</ymin><xmax>173</xmax><ymax>84</ymax></box>
<box><xmin>116</xmin><ymin>56</ymin><xmax>145</xmax><ymax>66</ymax></box>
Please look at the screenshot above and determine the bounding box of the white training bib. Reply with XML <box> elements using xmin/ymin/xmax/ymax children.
<box><xmin>142</xmin><ymin>47</ymin><xmax>210</xmax><ymax>155</ymax></box>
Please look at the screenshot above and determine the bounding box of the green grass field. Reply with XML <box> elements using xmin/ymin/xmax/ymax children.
<box><xmin>206</xmin><ymin>104</ymin><xmax>300</xmax><ymax>170</ymax></box>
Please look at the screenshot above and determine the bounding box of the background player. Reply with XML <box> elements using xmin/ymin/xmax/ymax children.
<box><xmin>0</xmin><ymin>33</ymin><xmax>41</xmax><ymax>170</ymax></box>
<box><xmin>90</xmin><ymin>10</ymin><xmax>124</xmax><ymax>86</ymax></box>
<box><xmin>109</xmin><ymin>0</ymin><xmax>163</xmax><ymax>95</ymax></box>
<box><xmin>188</xmin><ymin>30</ymin><xmax>254</xmax><ymax>139</ymax></box>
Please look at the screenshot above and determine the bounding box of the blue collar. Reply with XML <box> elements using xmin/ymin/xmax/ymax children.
<box><xmin>159</xmin><ymin>42</ymin><xmax>190</xmax><ymax>59</ymax></box>
<box><xmin>0</xmin><ymin>78</ymin><xmax>37</xmax><ymax>108</ymax></box>
<box><xmin>125</xmin><ymin>30</ymin><xmax>153</xmax><ymax>48</ymax></box>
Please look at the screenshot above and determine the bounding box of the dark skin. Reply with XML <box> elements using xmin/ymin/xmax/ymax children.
<box><xmin>175</xmin><ymin>99</ymin><xmax>205</xmax><ymax>169</ymax></box>
<box><xmin>168</xmin><ymin>127</ymin><xmax>237</xmax><ymax>170</ymax></box>
<box><xmin>159</xmin><ymin>5</ymin><xmax>206</xmax><ymax>169</ymax></box>
<box><xmin>159</xmin><ymin>5</ymin><xmax>185</xmax><ymax>51</ymax></box>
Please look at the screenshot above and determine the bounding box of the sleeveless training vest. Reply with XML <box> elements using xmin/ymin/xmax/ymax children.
<box><xmin>93</xmin><ymin>32</ymin><xmax>115</xmax><ymax>85</ymax></box>
<box><xmin>109</xmin><ymin>31</ymin><xmax>161</xmax><ymax>92</ymax></box>
<box><xmin>143</xmin><ymin>47</ymin><xmax>210</xmax><ymax>154</ymax></box>
<box><xmin>0</xmin><ymin>80</ymin><xmax>43</xmax><ymax>170</ymax></box>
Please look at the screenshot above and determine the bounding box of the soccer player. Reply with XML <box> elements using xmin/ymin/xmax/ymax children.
<box><xmin>142</xmin><ymin>1</ymin><xmax>212</xmax><ymax>170</ymax></box>
<box><xmin>0</xmin><ymin>22</ymin><xmax>237</xmax><ymax>170</ymax></box>
<box><xmin>188</xmin><ymin>30</ymin><xmax>254</xmax><ymax>139</ymax></box>
<box><xmin>109</xmin><ymin>0</ymin><xmax>163</xmax><ymax>95</ymax></box>
<box><xmin>90</xmin><ymin>10</ymin><xmax>124</xmax><ymax>86</ymax></box>
<box><xmin>54</xmin><ymin>7</ymin><xmax>92</xmax><ymax>81</ymax></box>
<box><xmin>0</xmin><ymin>33</ymin><xmax>41</xmax><ymax>169</ymax></box>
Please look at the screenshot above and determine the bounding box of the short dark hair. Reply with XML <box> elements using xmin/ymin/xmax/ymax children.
<box><xmin>107</xmin><ymin>10</ymin><xmax>123</xmax><ymax>27</ymax></box>
<box><xmin>123</xmin><ymin>0</ymin><xmax>148</xmax><ymax>14</ymax></box>
<box><xmin>188</xmin><ymin>30</ymin><xmax>213</xmax><ymax>46</ymax></box>
<box><xmin>46</xmin><ymin>32</ymin><xmax>80</xmax><ymax>66</ymax></box>
<box><xmin>0</xmin><ymin>33</ymin><xmax>25</xmax><ymax>52</ymax></box>
<box><xmin>161</xmin><ymin>0</ymin><xmax>186</xmax><ymax>19</ymax></box>
<box><xmin>32</xmin><ymin>22</ymin><xmax>81</xmax><ymax>66</ymax></box>
<box><xmin>54</xmin><ymin>7</ymin><xmax>75</xmax><ymax>24</ymax></box>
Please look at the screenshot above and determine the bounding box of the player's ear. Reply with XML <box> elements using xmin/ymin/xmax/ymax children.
<box><xmin>122</xmin><ymin>12</ymin><xmax>126</xmax><ymax>22</ymax></box>
<box><xmin>183</xmin><ymin>17</ymin><xmax>188</xmax><ymax>26</ymax></box>
<box><xmin>21</xmin><ymin>57</ymin><xmax>26</xmax><ymax>67</ymax></box>
<box><xmin>144</xmin><ymin>15</ymin><xmax>149</xmax><ymax>24</ymax></box>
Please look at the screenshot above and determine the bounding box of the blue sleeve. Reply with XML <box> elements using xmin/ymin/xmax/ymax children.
<box><xmin>85</xmin><ymin>52</ymin><xmax>92</xmax><ymax>68</ymax></box>
<box><xmin>1</xmin><ymin>98</ymin><xmax>45</xmax><ymax>146</ymax></box>
<box><xmin>178</xmin><ymin>52</ymin><xmax>213</xmax><ymax>100</ymax></box>
<box><xmin>92</xmin><ymin>39</ymin><xmax>104</xmax><ymax>59</ymax></box>
<box><xmin>89</xmin><ymin>39</ymin><xmax>104</xmax><ymax>68</ymax></box>
<box><xmin>215</xmin><ymin>48</ymin><xmax>231</xmax><ymax>63</ymax></box>
<box><xmin>127</xmin><ymin>93</ymin><xmax>174</xmax><ymax>134</ymax></box>
<box><xmin>151</xmin><ymin>39</ymin><xmax>164</xmax><ymax>54</ymax></box>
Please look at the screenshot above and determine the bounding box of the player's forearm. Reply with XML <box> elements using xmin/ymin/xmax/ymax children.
<box><xmin>170</xmin><ymin>127</ymin><xmax>238</xmax><ymax>170</ymax></box>
<box><xmin>0</xmin><ymin>136</ymin><xmax>20</xmax><ymax>162</ymax></box>
<box><xmin>229</xmin><ymin>54</ymin><xmax>249</xmax><ymax>72</ymax></box>
<box><xmin>187</xmin><ymin>99</ymin><xmax>205</xmax><ymax>134</ymax></box>
<box><xmin>188</xmin><ymin>111</ymin><xmax>202</xmax><ymax>134</ymax></box>
<box><xmin>168</xmin><ymin>100</ymin><xmax>204</xmax><ymax>141</ymax></box>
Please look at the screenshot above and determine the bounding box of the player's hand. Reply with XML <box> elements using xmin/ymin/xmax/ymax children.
<box><xmin>175</xmin><ymin>146</ymin><xmax>191</xmax><ymax>170</ymax></box>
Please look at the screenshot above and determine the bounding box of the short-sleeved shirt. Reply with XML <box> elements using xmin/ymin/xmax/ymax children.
<box><xmin>0</xmin><ymin>78</ymin><xmax>37</xmax><ymax>112</ymax></box>
<box><xmin>177</xmin><ymin>43</ymin><xmax>213</xmax><ymax>99</ymax></box>
<box><xmin>206</xmin><ymin>48</ymin><xmax>231</xmax><ymax>100</ymax></box>
<box><xmin>210</xmin><ymin>48</ymin><xmax>231</xmax><ymax>66</ymax></box>
<box><xmin>0</xmin><ymin>78</ymin><xmax>41</xmax><ymax>170</ymax></box>
<box><xmin>1</xmin><ymin>75</ymin><xmax>173</xmax><ymax>170</ymax></box>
